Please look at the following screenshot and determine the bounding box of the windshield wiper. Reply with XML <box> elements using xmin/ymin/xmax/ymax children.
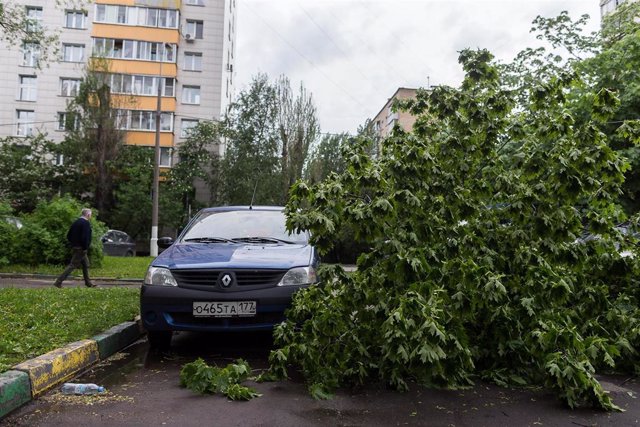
<box><xmin>184</xmin><ymin>237</ymin><xmax>232</xmax><ymax>243</ymax></box>
<box><xmin>231</xmin><ymin>236</ymin><xmax>296</xmax><ymax>244</ymax></box>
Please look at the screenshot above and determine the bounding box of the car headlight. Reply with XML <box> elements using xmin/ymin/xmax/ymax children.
<box><xmin>278</xmin><ymin>266</ymin><xmax>317</xmax><ymax>286</ymax></box>
<box><xmin>144</xmin><ymin>267</ymin><xmax>178</xmax><ymax>287</ymax></box>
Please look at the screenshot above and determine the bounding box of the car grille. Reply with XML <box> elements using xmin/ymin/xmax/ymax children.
<box><xmin>171</xmin><ymin>269</ymin><xmax>287</xmax><ymax>287</ymax></box>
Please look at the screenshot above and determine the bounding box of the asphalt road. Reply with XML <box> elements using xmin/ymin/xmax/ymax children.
<box><xmin>2</xmin><ymin>329</ymin><xmax>639</xmax><ymax>427</ymax></box>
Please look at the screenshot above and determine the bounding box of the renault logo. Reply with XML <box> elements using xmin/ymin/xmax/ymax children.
<box><xmin>220</xmin><ymin>273</ymin><xmax>233</xmax><ymax>288</ymax></box>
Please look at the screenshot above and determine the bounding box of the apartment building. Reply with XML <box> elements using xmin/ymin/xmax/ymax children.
<box><xmin>600</xmin><ymin>0</ymin><xmax>635</xmax><ymax>16</ymax></box>
<box><xmin>370</xmin><ymin>87</ymin><xmax>418</xmax><ymax>139</ymax></box>
<box><xmin>0</xmin><ymin>0</ymin><xmax>236</xmax><ymax>169</ymax></box>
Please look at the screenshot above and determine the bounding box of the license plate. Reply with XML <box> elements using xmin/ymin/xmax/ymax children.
<box><xmin>193</xmin><ymin>301</ymin><xmax>256</xmax><ymax>317</ymax></box>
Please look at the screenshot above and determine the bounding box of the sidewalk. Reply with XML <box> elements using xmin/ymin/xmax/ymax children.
<box><xmin>0</xmin><ymin>273</ymin><xmax>142</xmax><ymax>289</ymax></box>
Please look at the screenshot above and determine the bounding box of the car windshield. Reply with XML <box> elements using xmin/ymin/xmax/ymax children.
<box><xmin>181</xmin><ymin>210</ymin><xmax>308</xmax><ymax>244</ymax></box>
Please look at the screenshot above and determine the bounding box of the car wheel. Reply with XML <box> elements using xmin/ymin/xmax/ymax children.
<box><xmin>125</xmin><ymin>250</ymin><xmax>134</xmax><ymax>257</ymax></box>
<box><xmin>147</xmin><ymin>331</ymin><xmax>172</xmax><ymax>349</ymax></box>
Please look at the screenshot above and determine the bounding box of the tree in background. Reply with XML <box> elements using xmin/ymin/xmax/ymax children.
<box><xmin>107</xmin><ymin>145</ymin><xmax>153</xmax><ymax>240</ymax></box>
<box><xmin>304</xmin><ymin>133</ymin><xmax>348</xmax><ymax>184</ymax></box>
<box><xmin>0</xmin><ymin>135</ymin><xmax>61</xmax><ymax>212</ymax></box>
<box><xmin>588</xmin><ymin>3</ymin><xmax>640</xmax><ymax>212</ymax></box>
<box><xmin>164</xmin><ymin>120</ymin><xmax>222</xmax><ymax>231</ymax></box>
<box><xmin>277</xmin><ymin>75</ymin><xmax>320</xmax><ymax>197</ymax></box>
<box><xmin>502</xmin><ymin>3</ymin><xmax>640</xmax><ymax>212</ymax></box>
<box><xmin>218</xmin><ymin>74</ymin><xmax>282</xmax><ymax>205</ymax></box>
<box><xmin>218</xmin><ymin>74</ymin><xmax>320</xmax><ymax>206</ymax></box>
<box><xmin>59</xmin><ymin>58</ymin><xmax>128</xmax><ymax>218</ymax></box>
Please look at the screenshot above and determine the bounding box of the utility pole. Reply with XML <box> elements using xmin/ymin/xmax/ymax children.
<box><xmin>150</xmin><ymin>45</ymin><xmax>166</xmax><ymax>257</ymax></box>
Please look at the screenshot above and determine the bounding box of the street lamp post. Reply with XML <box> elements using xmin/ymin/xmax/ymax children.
<box><xmin>150</xmin><ymin>45</ymin><xmax>166</xmax><ymax>257</ymax></box>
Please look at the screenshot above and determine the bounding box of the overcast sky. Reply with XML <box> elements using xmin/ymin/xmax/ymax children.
<box><xmin>234</xmin><ymin>0</ymin><xmax>601</xmax><ymax>135</ymax></box>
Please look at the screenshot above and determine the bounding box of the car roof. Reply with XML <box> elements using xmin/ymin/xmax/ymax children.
<box><xmin>199</xmin><ymin>206</ymin><xmax>285</xmax><ymax>213</ymax></box>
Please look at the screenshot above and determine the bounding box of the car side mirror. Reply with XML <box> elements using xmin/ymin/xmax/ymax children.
<box><xmin>157</xmin><ymin>237</ymin><xmax>174</xmax><ymax>249</ymax></box>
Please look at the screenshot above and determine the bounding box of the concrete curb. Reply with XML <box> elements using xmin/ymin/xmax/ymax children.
<box><xmin>0</xmin><ymin>371</ymin><xmax>30</xmax><ymax>419</ymax></box>
<box><xmin>14</xmin><ymin>340</ymin><xmax>100</xmax><ymax>398</ymax></box>
<box><xmin>0</xmin><ymin>317</ymin><xmax>143</xmax><ymax>419</ymax></box>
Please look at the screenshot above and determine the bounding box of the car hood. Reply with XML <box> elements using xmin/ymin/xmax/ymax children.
<box><xmin>152</xmin><ymin>242</ymin><xmax>314</xmax><ymax>270</ymax></box>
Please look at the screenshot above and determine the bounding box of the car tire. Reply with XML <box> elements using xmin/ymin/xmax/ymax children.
<box><xmin>125</xmin><ymin>250</ymin><xmax>134</xmax><ymax>257</ymax></box>
<box><xmin>147</xmin><ymin>331</ymin><xmax>172</xmax><ymax>349</ymax></box>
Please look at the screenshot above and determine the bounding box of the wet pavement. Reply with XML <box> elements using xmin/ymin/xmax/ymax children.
<box><xmin>2</xmin><ymin>330</ymin><xmax>639</xmax><ymax>427</ymax></box>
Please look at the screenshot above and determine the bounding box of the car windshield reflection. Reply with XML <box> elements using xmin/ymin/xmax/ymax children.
<box><xmin>181</xmin><ymin>210</ymin><xmax>308</xmax><ymax>244</ymax></box>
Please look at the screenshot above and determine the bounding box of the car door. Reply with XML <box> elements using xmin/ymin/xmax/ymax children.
<box><xmin>113</xmin><ymin>231</ymin><xmax>128</xmax><ymax>256</ymax></box>
<box><xmin>102</xmin><ymin>231</ymin><xmax>118</xmax><ymax>256</ymax></box>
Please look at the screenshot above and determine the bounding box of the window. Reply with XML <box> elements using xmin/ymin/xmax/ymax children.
<box><xmin>123</xmin><ymin>40</ymin><xmax>135</xmax><ymax>59</ymax></box>
<box><xmin>117</xmin><ymin>5</ymin><xmax>126</xmax><ymax>23</ymax></box>
<box><xmin>146</xmin><ymin>8</ymin><xmax>158</xmax><ymax>26</ymax></box>
<box><xmin>163</xmin><ymin>44</ymin><xmax>175</xmax><ymax>62</ymax></box>
<box><xmin>60</xmin><ymin>78</ymin><xmax>81</xmax><ymax>97</ymax></box>
<box><xmin>22</xmin><ymin>42</ymin><xmax>40</xmax><ymax>67</ymax></box>
<box><xmin>18</xmin><ymin>76</ymin><xmax>37</xmax><ymax>101</ymax></box>
<box><xmin>92</xmin><ymin>38</ymin><xmax>176</xmax><ymax>63</ymax></box>
<box><xmin>96</xmin><ymin>4</ymin><xmax>106</xmax><ymax>21</ymax></box>
<box><xmin>166</xmin><ymin>10</ymin><xmax>178</xmax><ymax>28</ymax></box>
<box><xmin>109</xmin><ymin>73</ymin><xmax>175</xmax><ymax>97</ymax></box>
<box><xmin>185</xmin><ymin>20</ymin><xmax>203</xmax><ymax>39</ymax></box>
<box><xmin>25</xmin><ymin>6</ymin><xmax>43</xmax><ymax>33</ymax></box>
<box><xmin>57</xmin><ymin>112</ymin><xmax>79</xmax><ymax>131</ymax></box>
<box><xmin>112</xmin><ymin>40</ymin><xmax>123</xmax><ymax>58</ymax></box>
<box><xmin>160</xmin><ymin>147</ymin><xmax>172</xmax><ymax>167</ymax></box>
<box><xmin>181</xmin><ymin>119</ymin><xmax>198</xmax><ymax>138</ymax></box>
<box><xmin>94</xmin><ymin>4</ymin><xmax>178</xmax><ymax>28</ymax></box>
<box><xmin>160</xmin><ymin>113</ymin><xmax>172</xmax><ymax>131</ymax></box>
<box><xmin>386</xmin><ymin>111</ymin><xmax>398</xmax><ymax>126</ymax></box>
<box><xmin>16</xmin><ymin>110</ymin><xmax>35</xmax><ymax>136</ymax></box>
<box><xmin>184</xmin><ymin>52</ymin><xmax>202</xmax><ymax>71</ymax></box>
<box><xmin>163</xmin><ymin>78</ymin><xmax>174</xmax><ymax>97</ymax></box>
<box><xmin>116</xmin><ymin>110</ymin><xmax>173</xmax><ymax>132</ymax></box>
<box><xmin>185</xmin><ymin>0</ymin><xmax>204</xmax><ymax>5</ymax></box>
<box><xmin>65</xmin><ymin>10</ymin><xmax>86</xmax><ymax>29</ymax></box>
<box><xmin>62</xmin><ymin>44</ymin><xmax>85</xmax><ymax>62</ymax></box>
<box><xmin>182</xmin><ymin>86</ymin><xmax>201</xmax><ymax>104</ymax></box>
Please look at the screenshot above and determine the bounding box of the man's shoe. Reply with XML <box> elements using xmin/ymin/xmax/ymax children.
<box><xmin>53</xmin><ymin>282</ymin><xmax>62</xmax><ymax>288</ymax></box>
<box><xmin>85</xmin><ymin>282</ymin><xmax>98</xmax><ymax>288</ymax></box>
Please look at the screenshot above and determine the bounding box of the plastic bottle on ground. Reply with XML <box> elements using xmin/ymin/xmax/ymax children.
<box><xmin>60</xmin><ymin>383</ymin><xmax>106</xmax><ymax>395</ymax></box>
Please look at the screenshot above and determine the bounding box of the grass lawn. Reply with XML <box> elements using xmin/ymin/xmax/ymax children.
<box><xmin>0</xmin><ymin>287</ymin><xmax>139</xmax><ymax>373</ymax></box>
<box><xmin>0</xmin><ymin>256</ymin><xmax>154</xmax><ymax>279</ymax></box>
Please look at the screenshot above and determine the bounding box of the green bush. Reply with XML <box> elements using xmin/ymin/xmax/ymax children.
<box><xmin>1</xmin><ymin>197</ymin><xmax>106</xmax><ymax>267</ymax></box>
<box><xmin>0</xmin><ymin>201</ymin><xmax>18</xmax><ymax>267</ymax></box>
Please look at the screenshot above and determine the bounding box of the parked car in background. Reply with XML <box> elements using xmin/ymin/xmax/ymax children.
<box><xmin>140</xmin><ymin>206</ymin><xmax>319</xmax><ymax>348</ymax></box>
<box><xmin>101</xmin><ymin>230</ymin><xmax>136</xmax><ymax>257</ymax></box>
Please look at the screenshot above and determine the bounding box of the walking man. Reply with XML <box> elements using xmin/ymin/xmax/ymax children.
<box><xmin>53</xmin><ymin>208</ymin><xmax>97</xmax><ymax>288</ymax></box>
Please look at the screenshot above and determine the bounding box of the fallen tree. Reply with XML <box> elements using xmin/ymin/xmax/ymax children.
<box><xmin>268</xmin><ymin>49</ymin><xmax>640</xmax><ymax>411</ymax></box>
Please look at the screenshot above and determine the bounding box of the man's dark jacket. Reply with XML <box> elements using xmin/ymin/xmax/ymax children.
<box><xmin>67</xmin><ymin>218</ymin><xmax>92</xmax><ymax>250</ymax></box>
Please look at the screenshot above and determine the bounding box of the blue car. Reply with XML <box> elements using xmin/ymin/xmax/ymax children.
<box><xmin>140</xmin><ymin>206</ymin><xmax>319</xmax><ymax>348</ymax></box>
